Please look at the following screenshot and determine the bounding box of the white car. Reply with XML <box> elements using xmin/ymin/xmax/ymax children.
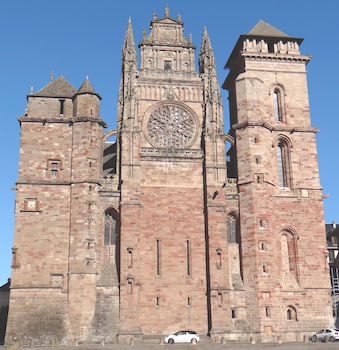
<box><xmin>311</xmin><ymin>328</ymin><xmax>339</xmax><ymax>342</ymax></box>
<box><xmin>164</xmin><ymin>330</ymin><xmax>200</xmax><ymax>344</ymax></box>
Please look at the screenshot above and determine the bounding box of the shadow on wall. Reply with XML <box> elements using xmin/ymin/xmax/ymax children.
<box><xmin>0</xmin><ymin>279</ymin><xmax>10</xmax><ymax>345</ymax></box>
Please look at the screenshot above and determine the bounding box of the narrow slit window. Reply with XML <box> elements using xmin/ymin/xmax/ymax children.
<box><xmin>287</xmin><ymin>309</ymin><xmax>292</xmax><ymax>320</ymax></box>
<box><xmin>187</xmin><ymin>297</ymin><xmax>191</xmax><ymax>307</ymax></box>
<box><xmin>156</xmin><ymin>239</ymin><xmax>160</xmax><ymax>276</ymax></box>
<box><xmin>231</xmin><ymin>309</ymin><xmax>236</xmax><ymax>319</ymax></box>
<box><xmin>156</xmin><ymin>297</ymin><xmax>160</xmax><ymax>307</ymax></box>
<box><xmin>59</xmin><ymin>99</ymin><xmax>65</xmax><ymax>115</ymax></box>
<box><xmin>186</xmin><ymin>240</ymin><xmax>191</xmax><ymax>276</ymax></box>
<box><xmin>127</xmin><ymin>248</ymin><xmax>133</xmax><ymax>268</ymax></box>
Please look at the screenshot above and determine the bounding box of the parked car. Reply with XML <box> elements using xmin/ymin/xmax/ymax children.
<box><xmin>164</xmin><ymin>330</ymin><xmax>200</xmax><ymax>344</ymax></box>
<box><xmin>310</xmin><ymin>328</ymin><xmax>339</xmax><ymax>342</ymax></box>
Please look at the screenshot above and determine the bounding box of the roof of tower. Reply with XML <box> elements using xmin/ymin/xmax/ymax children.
<box><xmin>243</xmin><ymin>19</ymin><xmax>303</xmax><ymax>43</ymax></box>
<box><xmin>248</xmin><ymin>20</ymin><xmax>290</xmax><ymax>38</ymax></box>
<box><xmin>75</xmin><ymin>76</ymin><xmax>101</xmax><ymax>99</ymax></box>
<box><xmin>224</xmin><ymin>20</ymin><xmax>304</xmax><ymax>69</ymax></box>
<box><xmin>29</xmin><ymin>76</ymin><xmax>76</xmax><ymax>98</ymax></box>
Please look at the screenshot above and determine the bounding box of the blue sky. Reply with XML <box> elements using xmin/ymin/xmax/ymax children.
<box><xmin>0</xmin><ymin>0</ymin><xmax>338</xmax><ymax>285</ymax></box>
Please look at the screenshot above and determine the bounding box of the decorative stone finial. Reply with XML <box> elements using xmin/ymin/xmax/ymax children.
<box><xmin>153</xmin><ymin>12</ymin><xmax>157</xmax><ymax>20</ymax></box>
<box><xmin>142</xmin><ymin>29</ymin><xmax>146</xmax><ymax>40</ymax></box>
<box><xmin>128</xmin><ymin>16</ymin><xmax>131</xmax><ymax>23</ymax></box>
<box><xmin>177</xmin><ymin>14</ymin><xmax>182</xmax><ymax>22</ymax></box>
<box><xmin>165</xmin><ymin>5</ymin><xmax>169</xmax><ymax>17</ymax></box>
<box><xmin>30</xmin><ymin>86</ymin><xmax>33</xmax><ymax>94</ymax></box>
<box><xmin>50</xmin><ymin>71</ymin><xmax>54</xmax><ymax>81</ymax></box>
<box><xmin>188</xmin><ymin>33</ymin><xmax>192</xmax><ymax>43</ymax></box>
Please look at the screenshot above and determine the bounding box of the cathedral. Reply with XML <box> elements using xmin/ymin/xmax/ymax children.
<box><xmin>5</xmin><ymin>6</ymin><xmax>333</xmax><ymax>345</ymax></box>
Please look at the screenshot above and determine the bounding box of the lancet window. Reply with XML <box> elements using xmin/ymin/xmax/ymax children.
<box><xmin>104</xmin><ymin>210</ymin><xmax>117</xmax><ymax>245</ymax></box>
<box><xmin>276</xmin><ymin>139</ymin><xmax>291</xmax><ymax>188</ymax></box>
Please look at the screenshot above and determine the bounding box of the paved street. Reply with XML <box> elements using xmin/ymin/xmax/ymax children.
<box><xmin>2</xmin><ymin>343</ymin><xmax>339</xmax><ymax>350</ymax></box>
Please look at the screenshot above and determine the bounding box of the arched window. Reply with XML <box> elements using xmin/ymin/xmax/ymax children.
<box><xmin>227</xmin><ymin>214</ymin><xmax>238</xmax><ymax>243</ymax></box>
<box><xmin>227</xmin><ymin>213</ymin><xmax>243</xmax><ymax>280</ymax></box>
<box><xmin>287</xmin><ymin>306</ymin><xmax>297</xmax><ymax>321</ymax></box>
<box><xmin>273</xmin><ymin>90</ymin><xmax>282</xmax><ymax>122</ymax></box>
<box><xmin>104</xmin><ymin>210</ymin><xmax>117</xmax><ymax>245</ymax></box>
<box><xmin>276</xmin><ymin>139</ymin><xmax>291</xmax><ymax>188</ymax></box>
<box><xmin>281</xmin><ymin>230</ymin><xmax>298</xmax><ymax>281</ymax></box>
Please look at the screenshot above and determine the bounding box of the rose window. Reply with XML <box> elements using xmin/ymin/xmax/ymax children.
<box><xmin>146</xmin><ymin>104</ymin><xmax>196</xmax><ymax>148</ymax></box>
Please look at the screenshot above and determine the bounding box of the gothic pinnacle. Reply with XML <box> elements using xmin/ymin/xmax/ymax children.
<box><xmin>199</xmin><ymin>26</ymin><xmax>216</xmax><ymax>73</ymax></box>
<box><xmin>201</xmin><ymin>26</ymin><xmax>212</xmax><ymax>52</ymax></box>
<box><xmin>123</xmin><ymin>17</ymin><xmax>136</xmax><ymax>51</ymax></box>
<box><xmin>122</xmin><ymin>16</ymin><xmax>137</xmax><ymax>65</ymax></box>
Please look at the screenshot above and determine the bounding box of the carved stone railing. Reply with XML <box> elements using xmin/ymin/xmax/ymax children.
<box><xmin>225</xmin><ymin>178</ymin><xmax>238</xmax><ymax>197</ymax></box>
<box><xmin>140</xmin><ymin>147</ymin><xmax>203</xmax><ymax>160</ymax></box>
<box><xmin>100</xmin><ymin>174</ymin><xmax>119</xmax><ymax>193</ymax></box>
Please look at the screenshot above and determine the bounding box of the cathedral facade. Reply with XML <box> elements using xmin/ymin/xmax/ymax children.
<box><xmin>5</xmin><ymin>7</ymin><xmax>332</xmax><ymax>345</ymax></box>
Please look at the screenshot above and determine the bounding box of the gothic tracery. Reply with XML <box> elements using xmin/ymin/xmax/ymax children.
<box><xmin>146</xmin><ymin>104</ymin><xmax>196</xmax><ymax>148</ymax></box>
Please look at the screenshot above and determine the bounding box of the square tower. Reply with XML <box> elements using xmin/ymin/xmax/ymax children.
<box><xmin>223</xmin><ymin>20</ymin><xmax>332</xmax><ymax>341</ymax></box>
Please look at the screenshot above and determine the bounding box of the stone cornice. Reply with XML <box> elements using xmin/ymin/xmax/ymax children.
<box><xmin>241</xmin><ymin>51</ymin><xmax>312</xmax><ymax>63</ymax></box>
<box><xmin>232</xmin><ymin>121</ymin><xmax>319</xmax><ymax>133</ymax></box>
<box><xmin>18</xmin><ymin>115</ymin><xmax>108</xmax><ymax>128</ymax></box>
<box><xmin>16</xmin><ymin>180</ymin><xmax>102</xmax><ymax>186</ymax></box>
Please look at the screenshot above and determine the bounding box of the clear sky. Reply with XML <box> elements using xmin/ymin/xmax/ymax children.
<box><xmin>0</xmin><ymin>0</ymin><xmax>338</xmax><ymax>285</ymax></box>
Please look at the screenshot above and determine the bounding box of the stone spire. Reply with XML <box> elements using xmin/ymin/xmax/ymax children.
<box><xmin>199</xmin><ymin>26</ymin><xmax>216</xmax><ymax>74</ymax></box>
<box><xmin>199</xmin><ymin>26</ymin><xmax>223</xmax><ymax>135</ymax></box>
<box><xmin>122</xmin><ymin>17</ymin><xmax>137</xmax><ymax>66</ymax></box>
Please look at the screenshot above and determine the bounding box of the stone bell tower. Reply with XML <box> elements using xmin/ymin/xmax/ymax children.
<box><xmin>223</xmin><ymin>20</ymin><xmax>332</xmax><ymax>341</ymax></box>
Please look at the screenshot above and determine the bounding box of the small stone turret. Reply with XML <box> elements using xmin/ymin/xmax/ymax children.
<box><xmin>73</xmin><ymin>77</ymin><xmax>101</xmax><ymax>119</ymax></box>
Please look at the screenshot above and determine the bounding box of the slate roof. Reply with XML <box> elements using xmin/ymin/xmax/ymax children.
<box><xmin>30</xmin><ymin>76</ymin><xmax>76</xmax><ymax>98</ymax></box>
<box><xmin>75</xmin><ymin>77</ymin><xmax>101</xmax><ymax>99</ymax></box>
<box><xmin>76</xmin><ymin>77</ymin><xmax>96</xmax><ymax>95</ymax></box>
<box><xmin>0</xmin><ymin>279</ymin><xmax>10</xmax><ymax>292</ymax></box>
<box><xmin>248</xmin><ymin>20</ymin><xmax>290</xmax><ymax>38</ymax></box>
